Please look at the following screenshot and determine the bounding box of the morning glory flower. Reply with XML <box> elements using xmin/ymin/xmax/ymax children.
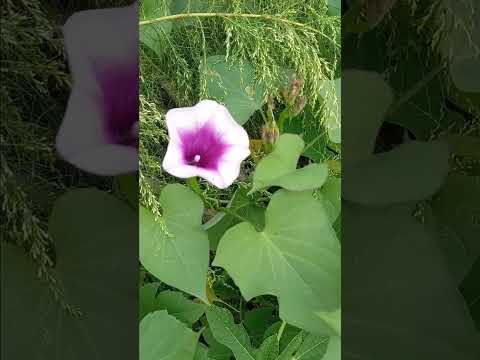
<box><xmin>162</xmin><ymin>100</ymin><xmax>250</xmax><ymax>189</ymax></box>
<box><xmin>56</xmin><ymin>3</ymin><xmax>138</xmax><ymax>175</ymax></box>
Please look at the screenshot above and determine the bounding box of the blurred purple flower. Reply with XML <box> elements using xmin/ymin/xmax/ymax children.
<box><xmin>162</xmin><ymin>100</ymin><xmax>250</xmax><ymax>189</ymax></box>
<box><xmin>56</xmin><ymin>3</ymin><xmax>138</xmax><ymax>175</ymax></box>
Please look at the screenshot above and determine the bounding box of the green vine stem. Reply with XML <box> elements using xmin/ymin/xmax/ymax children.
<box><xmin>278</xmin><ymin>110</ymin><xmax>291</xmax><ymax>133</ymax></box>
<box><xmin>277</xmin><ymin>320</ymin><xmax>287</xmax><ymax>342</ymax></box>
<box><xmin>187</xmin><ymin>177</ymin><xmax>203</xmax><ymax>198</ymax></box>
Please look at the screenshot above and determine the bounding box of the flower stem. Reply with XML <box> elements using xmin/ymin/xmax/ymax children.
<box><xmin>187</xmin><ymin>177</ymin><xmax>202</xmax><ymax>197</ymax></box>
<box><xmin>277</xmin><ymin>321</ymin><xmax>287</xmax><ymax>342</ymax></box>
<box><xmin>278</xmin><ymin>110</ymin><xmax>290</xmax><ymax>133</ymax></box>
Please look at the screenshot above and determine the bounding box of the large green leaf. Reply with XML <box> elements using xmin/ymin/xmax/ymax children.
<box><xmin>206</xmin><ymin>305</ymin><xmax>256</xmax><ymax>360</ymax></box>
<box><xmin>194</xmin><ymin>344</ymin><xmax>213</xmax><ymax>360</ymax></box>
<box><xmin>139</xmin><ymin>184</ymin><xmax>209</xmax><ymax>302</ymax></box>
<box><xmin>279</xmin><ymin>298</ymin><xmax>339</xmax><ymax>336</ymax></box>
<box><xmin>321</xmin><ymin>336</ymin><xmax>340</xmax><ymax>360</ymax></box>
<box><xmin>202</xmin><ymin>327</ymin><xmax>233</xmax><ymax>360</ymax></box>
<box><xmin>213</xmin><ymin>190</ymin><xmax>340</xmax><ymax>322</ymax></box>
<box><xmin>343</xmin><ymin>203</ymin><xmax>480</xmax><ymax>359</ymax></box>
<box><xmin>294</xmin><ymin>333</ymin><xmax>329</xmax><ymax>360</ymax></box>
<box><xmin>282</xmin><ymin>111</ymin><xmax>329</xmax><ymax>163</ymax></box>
<box><xmin>343</xmin><ymin>140</ymin><xmax>450</xmax><ymax>205</ymax></box>
<box><xmin>343</xmin><ymin>70</ymin><xmax>393</xmax><ymax>164</ymax></box>
<box><xmin>139</xmin><ymin>286</ymin><xmax>207</xmax><ymax>324</ymax></box>
<box><xmin>250</xmin><ymin>134</ymin><xmax>329</xmax><ymax>193</ymax></box>
<box><xmin>256</xmin><ymin>335</ymin><xmax>279</xmax><ymax>360</ymax></box>
<box><xmin>318</xmin><ymin>177</ymin><xmax>341</xmax><ymax>223</ymax></box>
<box><xmin>277</xmin><ymin>331</ymin><xmax>304</xmax><ymax>360</ymax></box>
<box><xmin>202</xmin><ymin>55</ymin><xmax>266</xmax><ymax>125</ymax></box>
<box><xmin>140</xmin><ymin>310</ymin><xmax>199</xmax><ymax>360</ymax></box>
<box><xmin>157</xmin><ymin>290</ymin><xmax>206</xmax><ymax>324</ymax></box>
<box><xmin>140</xmin><ymin>0</ymin><xmax>172</xmax><ymax>57</ymax></box>
<box><xmin>48</xmin><ymin>188</ymin><xmax>138</xmax><ymax>359</ymax></box>
<box><xmin>263</xmin><ymin>322</ymin><xmax>302</xmax><ymax>352</ymax></box>
<box><xmin>2</xmin><ymin>189</ymin><xmax>138</xmax><ymax>359</ymax></box>
<box><xmin>204</xmin><ymin>186</ymin><xmax>265</xmax><ymax>250</ymax></box>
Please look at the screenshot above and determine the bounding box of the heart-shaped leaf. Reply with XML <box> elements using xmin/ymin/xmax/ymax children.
<box><xmin>140</xmin><ymin>183</ymin><xmax>209</xmax><ymax>302</ymax></box>
<box><xmin>140</xmin><ymin>310</ymin><xmax>199</xmax><ymax>360</ymax></box>
<box><xmin>250</xmin><ymin>134</ymin><xmax>329</xmax><ymax>193</ymax></box>
<box><xmin>202</xmin><ymin>55</ymin><xmax>265</xmax><ymax>125</ymax></box>
<box><xmin>213</xmin><ymin>190</ymin><xmax>340</xmax><ymax>315</ymax></box>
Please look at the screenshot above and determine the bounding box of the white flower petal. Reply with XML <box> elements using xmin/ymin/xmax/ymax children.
<box><xmin>62</xmin><ymin>3</ymin><xmax>138</xmax><ymax>93</ymax></box>
<box><xmin>162</xmin><ymin>100</ymin><xmax>251</xmax><ymax>188</ymax></box>
<box><xmin>56</xmin><ymin>87</ymin><xmax>138</xmax><ymax>175</ymax></box>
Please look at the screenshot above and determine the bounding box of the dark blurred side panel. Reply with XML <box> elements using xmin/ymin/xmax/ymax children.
<box><xmin>342</xmin><ymin>1</ymin><xmax>479</xmax><ymax>359</ymax></box>
<box><xmin>1</xmin><ymin>1</ymin><xmax>139</xmax><ymax>359</ymax></box>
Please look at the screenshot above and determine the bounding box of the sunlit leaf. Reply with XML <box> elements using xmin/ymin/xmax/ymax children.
<box><xmin>213</xmin><ymin>190</ymin><xmax>340</xmax><ymax>332</ymax></box>
<box><xmin>139</xmin><ymin>184</ymin><xmax>209</xmax><ymax>302</ymax></box>
<box><xmin>202</xmin><ymin>56</ymin><xmax>266</xmax><ymax>125</ymax></box>
<box><xmin>250</xmin><ymin>134</ymin><xmax>329</xmax><ymax>193</ymax></box>
<box><xmin>140</xmin><ymin>310</ymin><xmax>199</xmax><ymax>360</ymax></box>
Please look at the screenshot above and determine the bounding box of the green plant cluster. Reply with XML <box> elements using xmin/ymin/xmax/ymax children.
<box><xmin>139</xmin><ymin>1</ymin><xmax>342</xmax><ymax>359</ymax></box>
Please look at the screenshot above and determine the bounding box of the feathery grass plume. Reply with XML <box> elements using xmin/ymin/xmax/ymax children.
<box><xmin>139</xmin><ymin>0</ymin><xmax>341</xmax><ymax>211</ymax></box>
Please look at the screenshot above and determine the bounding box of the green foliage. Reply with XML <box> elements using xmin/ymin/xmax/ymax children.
<box><xmin>213</xmin><ymin>190</ymin><xmax>340</xmax><ymax>335</ymax></box>
<box><xmin>140</xmin><ymin>310</ymin><xmax>200</xmax><ymax>360</ymax></box>
<box><xmin>250</xmin><ymin>134</ymin><xmax>329</xmax><ymax>193</ymax></box>
<box><xmin>206</xmin><ymin>305</ymin><xmax>257</xmax><ymax>360</ymax></box>
<box><xmin>204</xmin><ymin>185</ymin><xmax>265</xmax><ymax>250</ymax></box>
<box><xmin>139</xmin><ymin>285</ymin><xmax>207</xmax><ymax>323</ymax></box>
<box><xmin>2</xmin><ymin>189</ymin><xmax>138</xmax><ymax>359</ymax></box>
<box><xmin>140</xmin><ymin>184</ymin><xmax>210</xmax><ymax>302</ymax></box>
<box><xmin>202</xmin><ymin>56</ymin><xmax>266</xmax><ymax>125</ymax></box>
<box><xmin>139</xmin><ymin>1</ymin><xmax>342</xmax><ymax>358</ymax></box>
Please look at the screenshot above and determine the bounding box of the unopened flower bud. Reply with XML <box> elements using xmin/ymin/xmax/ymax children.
<box><xmin>291</xmin><ymin>96</ymin><xmax>306</xmax><ymax>116</ymax></box>
<box><xmin>290</xmin><ymin>78</ymin><xmax>303</xmax><ymax>99</ymax></box>
<box><xmin>261</xmin><ymin>121</ymin><xmax>280</xmax><ymax>145</ymax></box>
<box><xmin>282</xmin><ymin>75</ymin><xmax>304</xmax><ymax>104</ymax></box>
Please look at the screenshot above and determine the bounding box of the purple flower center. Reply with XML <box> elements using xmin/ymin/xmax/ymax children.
<box><xmin>94</xmin><ymin>61</ymin><xmax>139</xmax><ymax>148</ymax></box>
<box><xmin>179</xmin><ymin>120</ymin><xmax>229</xmax><ymax>170</ymax></box>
